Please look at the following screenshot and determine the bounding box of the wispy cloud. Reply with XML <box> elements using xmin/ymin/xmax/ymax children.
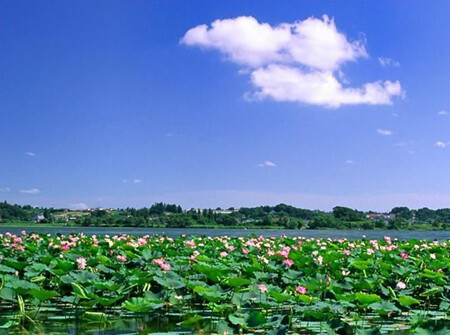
<box><xmin>182</xmin><ymin>16</ymin><xmax>404</xmax><ymax>108</ymax></box>
<box><xmin>258</xmin><ymin>161</ymin><xmax>276</xmax><ymax>167</ymax></box>
<box><xmin>25</xmin><ymin>152</ymin><xmax>36</xmax><ymax>157</ymax></box>
<box><xmin>20</xmin><ymin>188</ymin><xmax>40</xmax><ymax>194</ymax></box>
<box><xmin>133</xmin><ymin>179</ymin><xmax>143</xmax><ymax>184</ymax></box>
<box><xmin>378</xmin><ymin>57</ymin><xmax>400</xmax><ymax>67</ymax></box>
<box><xmin>0</xmin><ymin>187</ymin><xmax>11</xmax><ymax>192</ymax></box>
<box><xmin>70</xmin><ymin>203</ymin><xmax>88</xmax><ymax>210</ymax></box>
<box><xmin>345</xmin><ymin>160</ymin><xmax>354</xmax><ymax>164</ymax></box>
<box><xmin>394</xmin><ymin>141</ymin><xmax>414</xmax><ymax>147</ymax></box>
<box><xmin>435</xmin><ymin>141</ymin><xmax>450</xmax><ymax>148</ymax></box>
<box><xmin>438</xmin><ymin>110</ymin><xmax>447</xmax><ymax>116</ymax></box>
<box><xmin>377</xmin><ymin>129</ymin><xmax>393</xmax><ymax>136</ymax></box>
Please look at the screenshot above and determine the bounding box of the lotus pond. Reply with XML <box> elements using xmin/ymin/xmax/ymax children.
<box><xmin>0</xmin><ymin>232</ymin><xmax>448</xmax><ymax>334</ymax></box>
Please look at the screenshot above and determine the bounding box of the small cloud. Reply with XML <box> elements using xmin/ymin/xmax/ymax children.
<box><xmin>438</xmin><ymin>110</ymin><xmax>447</xmax><ymax>116</ymax></box>
<box><xmin>25</xmin><ymin>152</ymin><xmax>36</xmax><ymax>157</ymax></box>
<box><xmin>0</xmin><ymin>187</ymin><xmax>11</xmax><ymax>192</ymax></box>
<box><xmin>377</xmin><ymin>129</ymin><xmax>393</xmax><ymax>136</ymax></box>
<box><xmin>345</xmin><ymin>160</ymin><xmax>354</xmax><ymax>164</ymax></box>
<box><xmin>394</xmin><ymin>141</ymin><xmax>414</xmax><ymax>147</ymax></box>
<box><xmin>133</xmin><ymin>179</ymin><xmax>142</xmax><ymax>183</ymax></box>
<box><xmin>258</xmin><ymin>161</ymin><xmax>276</xmax><ymax>167</ymax></box>
<box><xmin>70</xmin><ymin>203</ymin><xmax>88</xmax><ymax>210</ymax></box>
<box><xmin>435</xmin><ymin>141</ymin><xmax>450</xmax><ymax>148</ymax></box>
<box><xmin>391</xmin><ymin>113</ymin><xmax>399</xmax><ymax>117</ymax></box>
<box><xmin>122</xmin><ymin>179</ymin><xmax>128</xmax><ymax>183</ymax></box>
<box><xmin>165</xmin><ymin>132</ymin><xmax>174</xmax><ymax>137</ymax></box>
<box><xmin>378</xmin><ymin>57</ymin><xmax>400</xmax><ymax>67</ymax></box>
<box><xmin>20</xmin><ymin>188</ymin><xmax>40</xmax><ymax>194</ymax></box>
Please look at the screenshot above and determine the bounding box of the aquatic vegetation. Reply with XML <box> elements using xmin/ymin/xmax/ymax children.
<box><xmin>0</xmin><ymin>231</ymin><xmax>448</xmax><ymax>334</ymax></box>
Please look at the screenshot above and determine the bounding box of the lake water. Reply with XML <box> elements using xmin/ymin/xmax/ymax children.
<box><xmin>0</xmin><ymin>227</ymin><xmax>448</xmax><ymax>240</ymax></box>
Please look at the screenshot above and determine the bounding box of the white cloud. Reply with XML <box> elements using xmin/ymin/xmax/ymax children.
<box><xmin>438</xmin><ymin>110</ymin><xmax>447</xmax><ymax>115</ymax></box>
<box><xmin>378</xmin><ymin>57</ymin><xmax>400</xmax><ymax>67</ymax></box>
<box><xmin>25</xmin><ymin>152</ymin><xmax>36</xmax><ymax>157</ymax></box>
<box><xmin>182</xmin><ymin>15</ymin><xmax>366</xmax><ymax>70</ymax></box>
<box><xmin>20</xmin><ymin>188</ymin><xmax>40</xmax><ymax>194</ymax></box>
<box><xmin>133</xmin><ymin>179</ymin><xmax>143</xmax><ymax>183</ymax></box>
<box><xmin>435</xmin><ymin>141</ymin><xmax>450</xmax><ymax>148</ymax></box>
<box><xmin>250</xmin><ymin>65</ymin><xmax>402</xmax><ymax>107</ymax></box>
<box><xmin>345</xmin><ymin>160</ymin><xmax>354</xmax><ymax>164</ymax></box>
<box><xmin>70</xmin><ymin>203</ymin><xmax>88</xmax><ymax>210</ymax></box>
<box><xmin>377</xmin><ymin>129</ymin><xmax>393</xmax><ymax>136</ymax></box>
<box><xmin>394</xmin><ymin>141</ymin><xmax>414</xmax><ymax>147</ymax></box>
<box><xmin>0</xmin><ymin>187</ymin><xmax>11</xmax><ymax>192</ymax></box>
<box><xmin>258</xmin><ymin>161</ymin><xmax>276</xmax><ymax>167</ymax></box>
<box><xmin>182</xmin><ymin>15</ymin><xmax>404</xmax><ymax>108</ymax></box>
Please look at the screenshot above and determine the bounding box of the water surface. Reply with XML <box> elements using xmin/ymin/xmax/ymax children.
<box><xmin>0</xmin><ymin>227</ymin><xmax>448</xmax><ymax>240</ymax></box>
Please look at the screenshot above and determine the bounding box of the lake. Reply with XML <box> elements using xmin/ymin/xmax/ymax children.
<box><xmin>0</xmin><ymin>227</ymin><xmax>448</xmax><ymax>240</ymax></box>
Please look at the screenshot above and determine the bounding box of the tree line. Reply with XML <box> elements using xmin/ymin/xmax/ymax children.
<box><xmin>1</xmin><ymin>201</ymin><xmax>449</xmax><ymax>230</ymax></box>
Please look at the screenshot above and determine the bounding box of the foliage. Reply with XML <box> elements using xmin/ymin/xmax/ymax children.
<box><xmin>0</xmin><ymin>232</ymin><xmax>448</xmax><ymax>333</ymax></box>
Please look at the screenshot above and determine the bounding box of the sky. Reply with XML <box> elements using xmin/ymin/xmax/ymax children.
<box><xmin>1</xmin><ymin>0</ymin><xmax>450</xmax><ymax>211</ymax></box>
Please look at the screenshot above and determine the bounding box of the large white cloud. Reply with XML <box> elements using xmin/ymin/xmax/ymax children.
<box><xmin>182</xmin><ymin>15</ymin><xmax>404</xmax><ymax>108</ymax></box>
<box><xmin>250</xmin><ymin>65</ymin><xmax>402</xmax><ymax>107</ymax></box>
<box><xmin>182</xmin><ymin>15</ymin><xmax>366</xmax><ymax>71</ymax></box>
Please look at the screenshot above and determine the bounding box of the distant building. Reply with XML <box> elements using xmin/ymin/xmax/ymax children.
<box><xmin>33</xmin><ymin>213</ymin><xmax>45</xmax><ymax>222</ymax></box>
<box><xmin>366</xmin><ymin>213</ymin><xmax>394</xmax><ymax>220</ymax></box>
<box><xmin>213</xmin><ymin>210</ymin><xmax>234</xmax><ymax>215</ymax></box>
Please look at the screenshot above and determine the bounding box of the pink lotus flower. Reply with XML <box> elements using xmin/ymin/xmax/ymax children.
<box><xmin>76</xmin><ymin>257</ymin><xmax>87</xmax><ymax>270</ymax></box>
<box><xmin>343</xmin><ymin>249</ymin><xmax>351</xmax><ymax>256</ymax></box>
<box><xmin>396</xmin><ymin>281</ymin><xmax>406</xmax><ymax>290</ymax></box>
<box><xmin>152</xmin><ymin>258</ymin><xmax>171</xmax><ymax>271</ymax></box>
<box><xmin>258</xmin><ymin>284</ymin><xmax>267</xmax><ymax>293</ymax></box>
<box><xmin>160</xmin><ymin>263</ymin><xmax>171</xmax><ymax>271</ymax></box>
<box><xmin>153</xmin><ymin>258</ymin><xmax>165</xmax><ymax>266</ymax></box>
<box><xmin>116</xmin><ymin>255</ymin><xmax>127</xmax><ymax>262</ymax></box>
<box><xmin>400</xmin><ymin>252</ymin><xmax>408</xmax><ymax>259</ymax></box>
<box><xmin>283</xmin><ymin>259</ymin><xmax>294</xmax><ymax>267</ymax></box>
<box><xmin>242</xmin><ymin>248</ymin><xmax>249</xmax><ymax>255</ymax></box>
<box><xmin>296</xmin><ymin>285</ymin><xmax>307</xmax><ymax>294</ymax></box>
<box><xmin>220</xmin><ymin>251</ymin><xmax>228</xmax><ymax>257</ymax></box>
<box><xmin>61</xmin><ymin>245</ymin><xmax>70</xmax><ymax>251</ymax></box>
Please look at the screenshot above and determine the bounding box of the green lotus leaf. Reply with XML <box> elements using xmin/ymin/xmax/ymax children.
<box><xmin>368</xmin><ymin>301</ymin><xmax>400</xmax><ymax>315</ymax></box>
<box><xmin>29</xmin><ymin>289</ymin><xmax>58</xmax><ymax>301</ymax></box>
<box><xmin>122</xmin><ymin>297</ymin><xmax>164</xmax><ymax>312</ymax></box>
<box><xmin>224</xmin><ymin>277</ymin><xmax>251</xmax><ymax>288</ymax></box>
<box><xmin>420</xmin><ymin>286</ymin><xmax>443</xmax><ymax>297</ymax></box>
<box><xmin>268</xmin><ymin>291</ymin><xmax>292</xmax><ymax>303</ymax></box>
<box><xmin>397</xmin><ymin>295</ymin><xmax>420</xmax><ymax>307</ymax></box>
<box><xmin>355</xmin><ymin>292</ymin><xmax>381</xmax><ymax>305</ymax></box>
<box><xmin>82</xmin><ymin>311</ymin><xmax>107</xmax><ymax>322</ymax></box>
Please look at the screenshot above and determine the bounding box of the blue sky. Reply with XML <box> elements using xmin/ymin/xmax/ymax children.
<box><xmin>1</xmin><ymin>1</ymin><xmax>450</xmax><ymax>211</ymax></box>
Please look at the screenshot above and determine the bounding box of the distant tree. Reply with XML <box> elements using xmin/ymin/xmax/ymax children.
<box><xmin>390</xmin><ymin>207</ymin><xmax>412</xmax><ymax>220</ymax></box>
<box><xmin>309</xmin><ymin>214</ymin><xmax>335</xmax><ymax>229</ymax></box>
